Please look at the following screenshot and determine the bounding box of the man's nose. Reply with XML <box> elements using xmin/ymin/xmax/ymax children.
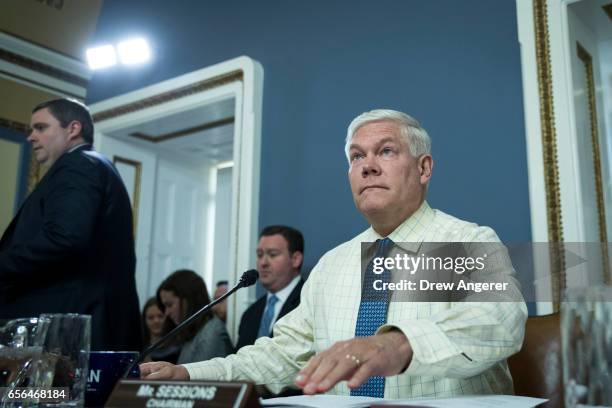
<box><xmin>361</xmin><ymin>156</ymin><xmax>381</xmax><ymax>177</ymax></box>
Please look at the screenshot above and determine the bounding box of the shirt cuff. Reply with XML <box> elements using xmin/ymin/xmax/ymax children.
<box><xmin>182</xmin><ymin>360</ymin><xmax>226</xmax><ymax>381</ymax></box>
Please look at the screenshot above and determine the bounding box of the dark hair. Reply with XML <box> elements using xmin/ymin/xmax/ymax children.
<box><xmin>156</xmin><ymin>269</ymin><xmax>212</xmax><ymax>344</ymax></box>
<box><xmin>259</xmin><ymin>225</ymin><xmax>304</xmax><ymax>269</ymax></box>
<box><xmin>142</xmin><ymin>297</ymin><xmax>162</xmax><ymax>347</ymax></box>
<box><xmin>33</xmin><ymin>98</ymin><xmax>94</xmax><ymax>144</ymax></box>
<box><xmin>216</xmin><ymin>280</ymin><xmax>228</xmax><ymax>287</ymax></box>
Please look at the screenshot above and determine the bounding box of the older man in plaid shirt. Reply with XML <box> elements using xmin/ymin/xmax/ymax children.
<box><xmin>140</xmin><ymin>109</ymin><xmax>527</xmax><ymax>399</ymax></box>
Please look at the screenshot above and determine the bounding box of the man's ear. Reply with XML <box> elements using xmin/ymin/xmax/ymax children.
<box><xmin>291</xmin><ymin>251</ymin><xmax>303</xmax><ymax>270</ymax></box>
<box><xmin>66</xmin><ymin>120</ymin><xmax>83</xmax><ymax>141</ymax></box>
<box><xmin>419</xmin><ymin>154</ymin><xmax>433</xmax><ymax>184</ymax></box>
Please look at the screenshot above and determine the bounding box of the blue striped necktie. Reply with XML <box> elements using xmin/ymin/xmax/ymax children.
<box><xmin>350</xmin><ymin>237</ymin><xmax>393</xmax><ymax>398</ymax></box>
<box><xmin>257</xmin><ymin>294</ymin><xmax>279</xmax><ymax>338</ymax></box>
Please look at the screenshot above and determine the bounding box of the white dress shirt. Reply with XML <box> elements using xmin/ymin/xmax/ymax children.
<box><xmin>265</xmin><ymin>275</ymin><xmax>301</xmax><ymax>332</ymax></box>
<box><xmin>183</xmin><ymin>201</ymin><xmax>527</xmax><ymax>398</ymax></box>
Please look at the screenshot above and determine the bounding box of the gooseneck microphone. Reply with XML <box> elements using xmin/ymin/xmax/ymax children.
<box><xmin>123</xmin><ymin>269</ymin><xmax>259</xmax><ymax>377</ymax></box>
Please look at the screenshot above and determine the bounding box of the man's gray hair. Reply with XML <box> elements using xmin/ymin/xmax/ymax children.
<box><xmin>344</xmin><ymin>109</ymin><xmax>431</xmax><ymax>163</ymax></box>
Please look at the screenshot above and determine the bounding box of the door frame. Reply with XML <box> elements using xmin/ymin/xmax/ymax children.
<box><xmin>89</xmin><ymin>56</ymin><xmax>263</xmax><ymax>338</ymax></box>
<box><xmin>516</xmin><ymin>0</ymin><xmax>611</xmax><ymax>313</ymax></box>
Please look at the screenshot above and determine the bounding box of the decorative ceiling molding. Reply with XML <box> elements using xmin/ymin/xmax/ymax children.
<box><xmin>0</xmin><ymin>30</ymin><xmax>90</xmax><ymax>80</ymax></box>
<box><xmin>93</xmin><ymin>71</ymin><xmax>243</xmax><ymax>122</ymax></box>
<box><xmin>0</xmin><ymin>29</ymin><xmax>82</xmax><ymax>62</ymax></box>
<box><xmin>0</xmin><ymin>31</ymin><xmax>90</xmax><ymax>98</ymax></box>
<box><xmin>129</xmin><ymin>116</ymin><xmax>234</xmax><ymax>143</ymax></box>
<box><xmin>0</xmin><ymin>48</ymin><xmax>87</xmax><ymax>87</ymax></box>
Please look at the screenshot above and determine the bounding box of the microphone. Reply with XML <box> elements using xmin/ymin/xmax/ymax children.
<box><xmin>123</xmin><ymin>269</ymin><xmax>259</xmax><ymax>377</ymax></box>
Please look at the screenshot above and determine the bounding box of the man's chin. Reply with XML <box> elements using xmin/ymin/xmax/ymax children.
<box><xmin>34</xmin><ymin>154</ymin><xmax>50</xmax><ymax>166</ymax></box>
<box><xmin>356</xmin><ymin>200</ymin><xmax>388</xmax><ymax>216</ymax></box>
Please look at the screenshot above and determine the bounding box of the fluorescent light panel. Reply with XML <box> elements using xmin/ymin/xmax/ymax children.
<box><xmin>86</xmin><ymin>44</ymin><xmax>117</xmax><ymax>70</ymax></box>
<box><xmin>117</xmin><ymin>38</ymin><xmax>151</xmax><ymax>65</ymax></box>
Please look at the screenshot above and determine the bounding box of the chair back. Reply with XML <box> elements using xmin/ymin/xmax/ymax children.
<box><xmin>507</xmin><ymin>313</ymin><xmax>563</xmax><ymax>407</ymax></box>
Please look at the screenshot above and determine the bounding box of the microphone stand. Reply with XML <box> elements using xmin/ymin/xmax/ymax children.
<box><xmin>123</xmin><ymin>271</ymin><xmax>257</xmax><ymax>377</ymax></box>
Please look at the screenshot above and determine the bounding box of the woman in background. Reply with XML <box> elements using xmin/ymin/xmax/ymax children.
<box><xmin>142</xmin><ymin>297</ymin><xmax>165</xmax><ymax>348</ymax></box>
<box><xmin>157</xmin><ymin>269</ymin><xmax>233</xmax><ymax>364</ymax></box>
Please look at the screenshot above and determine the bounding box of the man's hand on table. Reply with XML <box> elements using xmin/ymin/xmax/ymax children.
<box><xmin>139</xmin><ymin>361</ymin><xmax>190</xmax><ymax>380</ymax></box>
<box><xmin>295</xmin><ymin>330</ymin><xmax>413</xmax><ymax>394</ymax></box>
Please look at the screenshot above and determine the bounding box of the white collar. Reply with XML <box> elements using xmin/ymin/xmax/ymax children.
<box><xmin>68</xmin><ymin>143</ymin><xmax>89</xmax><ymax>153</ymax></box>
<box><xmin>267</xmin><ymin>275</ymin><xmax>301</xmax><ymax>303</ymax></box>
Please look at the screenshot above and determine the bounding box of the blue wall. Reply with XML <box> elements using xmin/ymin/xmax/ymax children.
<box><xmin>87</xmin><ymin>0</ymin><xmax>531</xmax><ymax>273</ymax></box>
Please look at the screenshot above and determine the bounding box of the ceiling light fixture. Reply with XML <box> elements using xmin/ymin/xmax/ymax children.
<box><xmin>86</xmin><ymin>44</ymin><xmax>117</xmax><ymax>70</ymax></box>
<box><xmin>117</xmin><ymin>38</ymin><xmax>151</xmax><ymax>65</ymax></box>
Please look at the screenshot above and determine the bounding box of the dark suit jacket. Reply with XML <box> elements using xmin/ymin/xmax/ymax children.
<box><xmin>235</xmin><ymin>279</ymin><xmax>304</xmax><ymax>351</ymax></box>
<box><xmin>0</xmin><ymin>145</ymin><xmax>142</xmax><ymax>351</ymax></box>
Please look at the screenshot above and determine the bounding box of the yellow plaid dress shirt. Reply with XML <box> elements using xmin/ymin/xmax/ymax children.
<box><xmin>184</xmin><ymin>201</ymin><xmax>527</xmax><ymax>398</ymax></box>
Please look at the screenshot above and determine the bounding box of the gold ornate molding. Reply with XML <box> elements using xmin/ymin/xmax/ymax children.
<box><xmin>0</xmin><ymin>117</ymin><xmax>29</xmax><ymax>134</ymax></box>
<box><xmin>576</xmin><ymin>42</ymin><xmax>611</xmax><ymax>285</ymax></box>
<box><xmin>93</xmin><ymin>71</ymin><xmax>243</xmax><ymax>122</ymax></box>
<box><xmin>113</xmin><ymin>156</ymin><xmax>142</xmax><ymax>239</ymax></box>
<box><xmin>533</xmin><ymin>0</ymin><xmax>565</xmax><ymax>311</ymax></box>
<box><xmin>130</xmin><ymin>116</ymin><xmax>234</xmax><ymax>143</ymax></box>
<box><xmin>0</xmin><ymin>48</ymin><xmax>88</xmax><ymax>87</ymax></box>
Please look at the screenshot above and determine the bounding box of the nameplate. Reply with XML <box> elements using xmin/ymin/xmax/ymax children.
<box><xmin>105</xmin><ymin>379</ymin><xmax>260</xmax><ymax>408</ymax></box>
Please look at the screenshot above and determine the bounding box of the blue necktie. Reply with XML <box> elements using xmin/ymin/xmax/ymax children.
<box><xmin>257</xmin><ymin>294</ymin><xmax>279</xmax><ymax>338</ymax></box>
<box><xmin>350</xmin><ymin>237</ymin><xmax>393</xmax><ymax>398</ymax></box>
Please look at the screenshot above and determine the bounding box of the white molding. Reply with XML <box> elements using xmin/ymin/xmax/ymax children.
<box><xmin>94</xmin><ymin>82</ymin><xmax>240</xmax><ymax>133</ymax></box>
<box><xmin>0</xmin><ymin>59</ymin><xmax>86</xmax><ymax>98</ymax></box>
<box><xmin>0</xmin><ymin>32</ymin><xmax>89</xmax><ymax>98</ymax></box>
<box><xmin>516</xmin><ymin>0</ymin><xmax>608</xmax><ymax>313</ymax></box>
<box><xmin>227</xmin><ymin>57</ymin><xmax>264</xmax><ymax>338</ymax></box>
<box><xmin>90</xmin><ymin>56</ymin><xmax>263</xmax><ymax>339</ymax></box>
<box><xmin>0</xmin><ymin>31</ymin><xmax>91</xmax><ymax>80</ymax></box>
<box><xmin>517</xmin><ymin>0</ymin><xmax>549</xmax><ymax>244</ymax></box>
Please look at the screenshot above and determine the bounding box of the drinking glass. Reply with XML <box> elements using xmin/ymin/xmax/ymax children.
<box><xmin>38</xmin><ymin>314</ymin><xmax>91</xmax><ymax>408</ymax></box>
<box><xmin>0</xmin><ymin>316</ymin><xmax>51</xmax><ymax>407</ymax></box>
<box><xmin>561</xmin><ymin>286</ymin><xmax>612</xmax><ymax>407</ymax></box>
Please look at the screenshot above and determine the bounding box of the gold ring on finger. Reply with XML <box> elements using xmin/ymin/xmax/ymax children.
<box><xmin>345</xmin><ymin>354</ymin><xmax>361</xmax><ymax>367</ymax></box>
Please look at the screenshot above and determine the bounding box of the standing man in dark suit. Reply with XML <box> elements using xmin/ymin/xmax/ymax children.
<box><xmin>0</xmin><ymin>98</ymin><xmax>142</xmax><ymax>351</ymax></box>
<box><xmin>235</xmin><ymin>225</ymin><xmax>304</xmax><ymax>350</ymax></box>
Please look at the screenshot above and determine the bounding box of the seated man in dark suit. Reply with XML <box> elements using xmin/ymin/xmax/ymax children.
<box><xmin>235</xmin><ymin>225</ymin><xmax>304</xmax><ymax>350</ymax></box>
<box><xmin>0</xmin><ymin>98</ymin><xmax>142</xmax><ymax>351</ymax></box>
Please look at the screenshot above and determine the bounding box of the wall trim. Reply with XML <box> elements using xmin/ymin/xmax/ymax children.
<box><xmin>0</xmin><ymin>31</ymin><xmax>90</xmax><ymax>98</ymax></box>
<box><xmin>93</xmin><ymin>71</ymin><xmax>243</xmax><ymax>122</ymax></box>
<box><xmin>576</xmin><ymin>42</ymin><xmax>611</xmax><ymax>284</ymax></box>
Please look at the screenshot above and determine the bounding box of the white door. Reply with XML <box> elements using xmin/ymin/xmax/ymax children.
<box><xmin>89</xmin><ymin>56</ymin><xmax>263</xmax><ymax>337</ymax></box>
<box><xmin>149</xmin><ymin>156</ymin><xmax>211</xmax><ymax>293</ymax></box>
<box><xmin>94</xmin><ymin>134</ymin><xmax>157</xmax><ymax>306</ymax></box>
